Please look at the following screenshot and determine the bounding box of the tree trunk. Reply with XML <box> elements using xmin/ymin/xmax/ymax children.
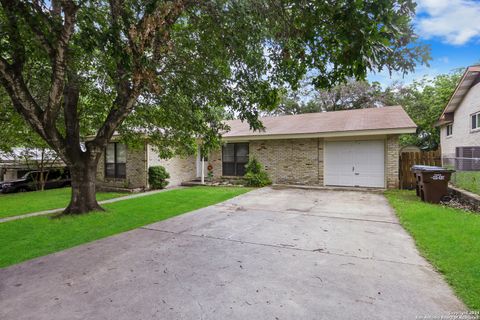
<box><xmin>63</xmin><ymin>161</ymin><xmax>103</xmax><ymax>214</ymax></box>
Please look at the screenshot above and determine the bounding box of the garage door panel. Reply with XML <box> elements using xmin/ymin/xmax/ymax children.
<box><xmin>324</xmin><ymin>141</ymin><xmax>354</xmax><ymax>187</ymax></box>
<box><xmin>354</xmin><ymin>172</ymin><xmax>384</xmax><ymax>188</ymax></box>
<box><xmin>326</xmin><ymin>140</ymin><xmax>385</xmax><ymax>188</ymax></box>
<box><xmin>353</xmin><ymin>141</ymin><xmax>385</xmax><ymax>187</ymax></box>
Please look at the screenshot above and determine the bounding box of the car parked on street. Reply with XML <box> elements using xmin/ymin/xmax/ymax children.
<box><xmin>0</xmin><ymin>169</ymin><xmax>70</xmax><ymax>193</ymax></box>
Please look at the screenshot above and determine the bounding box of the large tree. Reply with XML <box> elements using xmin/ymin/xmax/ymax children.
<box><xmin>272</xmin><ymin>79</ymin><xmax>387</xmax><ymax>115</ymax></box>
<box><xmin>308</xmin><ymin>80</ymin><xmax>386</xmax><ymax>112</ymax></box>
<box><xmin>383</xmin><ymin>72</ymin><xmax>461</xmax><ymax>150</ymax></box>
<box><xmin>0</xmin><ymin>0</ymin><xmax>428</xmax><ymax>214</ymax></box>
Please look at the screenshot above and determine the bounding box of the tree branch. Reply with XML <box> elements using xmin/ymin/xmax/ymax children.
<box><xmin>0</xmin><ymin>58</ymin><xmax>45</xmax><ymax>136</ymax></box>
<box><xmin>0</xmin><ymin>0</ymin><xmax>26</xmax><ymax>70</ymax></box>
<box><xmin>3</xmin><ymin>0</ymin><xmax>55</xmax><ymax>57</ymax></box>
<box><xmin>63</xmin><ymin>79</ymin><xmax>81</xmax><ymax>160</ymax></box>
<box><xmin>0</xmin><ymin>57</ymin><xmax>66</xmax><ymax>157</ymax></box>
<box><xmin>44</xmin><ymin>0</ymin><xmax>78</xmax><ymax>127</ymax></box>
<box><xmin>88</xmin><ymin>0</ymin><xmax>192</xmax><ymax>151</ymax></box>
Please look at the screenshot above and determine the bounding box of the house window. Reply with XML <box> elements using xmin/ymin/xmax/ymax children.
<box><xmin>446</xmin><ymin>124</ymin><xmax>453</xmax><ymax>136</ymax></box>
<box><xmin>222</xmin><ymin>143</ymin><xmax>249</xmax><ymax>176</ymax></box>
<box><xmin>105</xmin><ymin>143</ymin><xmax>126</xmax><ymax>179</ymax></box>
<box><xmin>471</xmin><ymin>112</ymin><xmax>480</xmax><ymax>131</ymax></box>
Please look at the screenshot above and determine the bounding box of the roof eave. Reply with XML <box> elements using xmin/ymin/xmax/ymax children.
<box><xmin>439</xmin><ymin>66</ymin><xmax>480</xmax><ymax>120</ymax></box>
<box><xmin>222</xmin><ymin>127</ymin><xmax>417</xmax><ymax>142</ymax></box>
<box><xmin>435</xmin><ymin>112</ymin><xmax>454</xmax><ymax>127</ymax></box>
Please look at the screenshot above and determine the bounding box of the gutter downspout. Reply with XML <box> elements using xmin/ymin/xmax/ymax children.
<box><xmin>145</xmin><ymin>142</ymin><xmax>149</xmax><ymax>190</ymax></box>
<box><xmin>201</xmin><ymin>157</ymin><xmax>205</xmax><ymax>184</ymax></box>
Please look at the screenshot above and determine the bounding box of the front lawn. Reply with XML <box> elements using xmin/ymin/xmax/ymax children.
<box><xmin>0</xmin><ymin>186</ymin><xmax>251</xmax><ymax>268</ymax></box>
<box><xmin>386</xmin><ymin>190</ymin><xmax>480</xmax><ymax>310</ymax></box>
<box><xmin>0</xmin><ymin>187</ymin><xmax>126</xmax><ymax>219</ymax></box>
<box><xmin>451</xmin><ymin>171</ymin><xmax>480</xmax><ymax>195</ymax></box>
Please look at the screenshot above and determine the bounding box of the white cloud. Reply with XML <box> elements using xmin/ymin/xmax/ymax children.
<box><xmin>437</xmin><ymin>56</ymin><xmax>449</xmax><ymax>64</ymax></box>
<box><xmin>415</xmin><ymin>0</ymin><xmax>480</xmax><ymax>45</ymax></box>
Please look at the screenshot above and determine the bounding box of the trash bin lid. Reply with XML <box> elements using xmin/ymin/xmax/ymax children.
<box><xmin>410</xmin><ymin>165</ymin><xmax>454</xmax><ymax>172</ymax></box>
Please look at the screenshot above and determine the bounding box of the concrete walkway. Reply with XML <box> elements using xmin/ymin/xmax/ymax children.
<box><xmin>0</xmin><ymin>187</ymin><xmax>465</xmax><ymax>319</ymax></box>
<box><xmin>0</xmin><ymin>187</ymin><xmax>184</xmax><ymax>223</ymax></box>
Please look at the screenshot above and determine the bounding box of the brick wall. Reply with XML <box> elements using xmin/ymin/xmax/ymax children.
<box><xmin>250</xmin><ymin>138</ymin><xmax>323</xmax><ymax>185</ymax></box>
<box><xmin>208</xmin><ymin>149</ymin><xmax>222</xmax><ymax>178</ymax></box>
<box><xmin>96</xmin><ymin>143</ymin><xmax>147</xmax><ymax>190</ymax></box>
<box><xmin>208</xmin><ymin>135</ymin><xmax>401</xmax><ymax>189</ymax></box>
<box><xmin>147</xmin><ymin>145</ymin><xmax>197</xmax><ymax>187</ymax></box>
<box><xmin>208</xmin><ymin>138</ymin><xmax>324</xmax><ymax>185</ymax></box>
<box><xmin>386</xmin><ymin>135</ymin><xmax>400</xmax><ymax>189</ymax></box>
<box><xmin>96</xmin><ymin>142</ymin><xmax>197</xmax><ymax>191</ymax></box>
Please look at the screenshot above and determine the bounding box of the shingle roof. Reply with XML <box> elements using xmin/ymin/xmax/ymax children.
<box><xmin>223</xmin><ymin>106</ymin><xmax>416</xmax><ymax>138</ymax></box>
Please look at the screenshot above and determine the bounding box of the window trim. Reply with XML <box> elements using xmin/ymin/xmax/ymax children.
<box><xmin>222</xmin><ymin>143</ymin><xmax>249</xmax><ymax>177</ymax></box>
<box><xmin>446</xmin><ymin>124</ymin><xmax>453</xmax><ymax>137</ymax></box>
<box><xmin>105</xmin><ymin>142</ymin><xmax>127</xmax><ymax>179</ymax></box>
<box><xmin>471</xmin><ymin>111</ymin><xmax>480</xmax><ymax>132</ymax></box>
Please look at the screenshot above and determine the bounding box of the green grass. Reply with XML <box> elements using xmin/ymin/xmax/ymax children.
<box><xmin>451</xmin><ymin>171</ymin><xmax>480</xmax><ymax>195</ymax></box>
<box><xmin>0</xmin><ymin>186</ymin><xmax>251</xmax><ymax>268</ymax></box>
<box><xmin>385</xmin><ymin>190</ymin><xmax>480</xmax><ymax>310</ymax></box>
<box><xmin>0</xmin><ymin>187</ymin><xmax>126</xmax><ymax>219</ymax></box>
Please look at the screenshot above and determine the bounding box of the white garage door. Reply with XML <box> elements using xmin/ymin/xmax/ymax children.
<box><xmin>325</xmin><ymin>140</ymin><xmax>385</xmax><ymax>188</ymax></box>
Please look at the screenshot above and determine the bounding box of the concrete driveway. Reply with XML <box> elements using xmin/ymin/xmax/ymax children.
<box><xmin>0</xmin><ymin>187</ymin><xmax>465</xmax><ymax>319</ymax></box>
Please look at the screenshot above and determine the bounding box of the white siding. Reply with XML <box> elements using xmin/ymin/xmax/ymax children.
<box><xmin>441</xmin><ymin>82</ymin><xmax>480</xmax><ymax>161</ymax></box>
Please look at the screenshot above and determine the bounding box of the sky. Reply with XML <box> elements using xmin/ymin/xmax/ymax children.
<box><xmin>367</xmin><ymin>0</ymin><xmax>480</xmax><ymax>87</ymax></box>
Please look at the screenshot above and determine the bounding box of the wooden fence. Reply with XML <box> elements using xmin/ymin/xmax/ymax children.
<box><xmin>399</xmin><ymin>150</ymin><xmax>441</xmax><ymax>189</ymax></box>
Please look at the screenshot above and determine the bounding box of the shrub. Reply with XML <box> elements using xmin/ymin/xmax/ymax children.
<box><xmin>244</xmin><ymin>157</ymin><xmax>272</xmax><ymax>187</ymax></box>
<box><xmin>148</xmin><ymin>166</ymin><xmax>170</xmax><ymax>189</ymax></box>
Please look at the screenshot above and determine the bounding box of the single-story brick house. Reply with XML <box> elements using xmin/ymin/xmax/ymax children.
<box><xmin>0</xmin><ymin>148</ymin><xmax>64</xmax><ymax>182</ymax></box>
<box><xmin>96</xmin><ymin>106</ymin><xmax>416</xmax><ymax>191</ymax></box>
<box><xmin>437</xmin><ymin>65</ymin><xmax>480</xmax><ymax>170</ymax></box>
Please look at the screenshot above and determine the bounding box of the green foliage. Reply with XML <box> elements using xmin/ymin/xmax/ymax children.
<box><xmin>272</xmin><ymin>79</ymin><xmax>387</xmax><ymax>115</ymax></box>
<box><xmin>148</xmin><ymin>166</ymin><xmax>170</xmax><ymax>189</ymax></box>
<box><xmin>0</xmin><ymin>186</ymin><xmax>252</xmax><ymax>268</ymax></box>
<box><xmin>0</xmin><ymin>89</ymin><xmax>48</xmax><ymax>152</ymax></box>
<box><xmin>384</xmin><ymin>71</ymin><xmax>462</xmax><ymax>150</ymax></box>
<box><xmin>244</xmin><ymin>157</ymin><xmax>271</xmax><ymax>187</ymax></box>
<box><xmin>272</xmin><ymin>70</ymin><xmax>461</xmax><ymax>152</ymax></box>
<box><xmin>386</xmin><ymin>190</ymin><xmax>480</xmax><ymax>310</ymax></box>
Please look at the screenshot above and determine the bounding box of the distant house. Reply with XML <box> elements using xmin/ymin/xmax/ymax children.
<box><xmin>0</xmin><ymin>148</ymin><xmax>64</xmax><ymax>182</ymax></box>
<box><xmin>437</xmin><ymin>66</ymin><xmax>480</xmax><ymax>170</ymax></box>
<box><xmin>95</xmin><ymin>140</ymin><xmax>197</xmax><ymax>192</ymax></box>
<box><xmin>97</xmin><ymin>106</ymin><xmax>416</xmax><ymax>191</ymax></box>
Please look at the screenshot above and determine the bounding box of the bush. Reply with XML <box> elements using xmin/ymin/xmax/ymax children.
<box><xmin>148</xmin><ymin>166</ymin><xmax>170</xmax><ymax>189</ymax></box>
<box><xmin>244</xmin><ymin>157</ymin><xmax>272</xmax><ymax>187</ymax></box>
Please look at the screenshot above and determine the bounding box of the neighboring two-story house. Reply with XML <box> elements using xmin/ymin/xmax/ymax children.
<box><xmin>437</xmin><ymin>66</ymin><xmax>480</xmax><ymax>170</ymax></box>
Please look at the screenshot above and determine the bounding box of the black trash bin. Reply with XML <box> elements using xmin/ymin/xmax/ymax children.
<box><xmin>411</xmin><ymin>165</ymin><xmax>455</xmax><ymax>204</ymax></box>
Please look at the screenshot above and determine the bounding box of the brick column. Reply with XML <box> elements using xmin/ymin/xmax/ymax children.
<box><xmin>386</xmin><ymin>135</ymin><xmax>400</xmax><ymax>189</ymax></box>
